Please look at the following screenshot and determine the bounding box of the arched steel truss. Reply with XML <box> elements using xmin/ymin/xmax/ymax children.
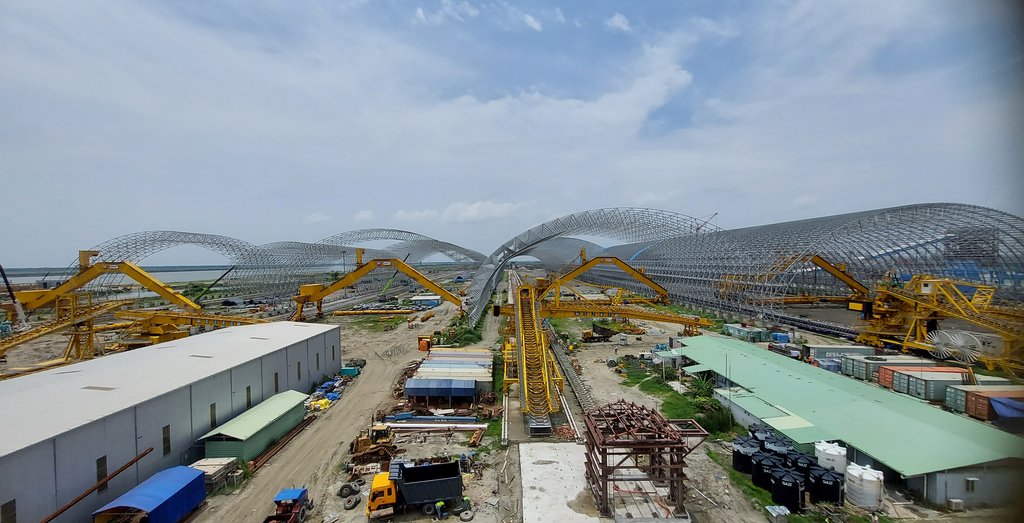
<box><xmin>64</xmin><ymin>205</ymin><xmax>1022</xmax><ymax>328</ymax></box>
<box><xmin>468</xmin><ymin>204</ymin><xmax>1024</xmax><ymax>332</ymax></box>
<box><xmin>65</xmin><ymin>229</ymin><xmax>483</xmax><ymax>301</ymax></box>
<box><xmin>464</xmin><ymin>208</ymin><xmax>722</xmax><ymax>324</ymax></box>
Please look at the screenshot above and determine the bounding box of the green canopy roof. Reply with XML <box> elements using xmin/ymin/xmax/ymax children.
<box><xmin>200</xmin><ymin>390</ymin><xmax>308</xmax><ymax>441</ymax></box>
<box><xmin>680</xmin><ymin>335</ymin><xmax>1024</xmax><ymax>476</ymax></box>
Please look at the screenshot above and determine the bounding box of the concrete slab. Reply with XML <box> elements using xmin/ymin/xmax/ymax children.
<box><xmin>519</xmin><ymin>442</ymin><xmax>602</xmax><ymax>523</ymax></box>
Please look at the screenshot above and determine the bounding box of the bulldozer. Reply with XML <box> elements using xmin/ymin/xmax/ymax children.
<box><xmin>349</xmin><ymin>424</ymin><xmax>398</xmax><ymax>465</ymax></box>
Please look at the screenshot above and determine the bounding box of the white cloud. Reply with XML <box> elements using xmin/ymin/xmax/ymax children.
<box><xmin>303</xmin><ymin>212</ymin><xmax>331</xmax><ymax>225</ymax></box>
<box><xmin>413</xmin><ymin>0</ymin><xmax>480</xmax><ymax>26</ymax></box>
<box><xmin>393</xmin><ymin>201</ymin><xmax>535</xmax><ymax>224</ymax></box>
<box><xmin>522</xmin><ymin>14</ymin><xmax>542</xmax><ymax>32</ymax></box>
<box><xmin>553</xmin><ymin>7</ymin><xmax>565</xmax><ymax>24</ymax></box>
<box><xmin>394</xmin><ymin>209</ymin><xmax>440</xmax><ymax>221</ymax></box>
<box><xmin>605</xmin><ymin>13</ymin><xmax>631</xmax><ymax>33</ymax></box>
<box><xmin>441</xmin><ymin>200</ymin><xmax>534</xmax><ymax>223</ymax></box>
<box><xmin>0</xmin><ymin>2</ymin><xmax>1018</xmax><ymax>265</ymax></box>
<box><xmin>353</xmin><ymin>210</ymin><xmax>375</xmax><ymax>222</ymax></box>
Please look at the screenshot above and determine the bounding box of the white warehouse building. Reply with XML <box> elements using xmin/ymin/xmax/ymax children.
<box><xmin>0</xmin><ymin>321</ymin><xmax>341</xmax><ymax>523</ymax></box>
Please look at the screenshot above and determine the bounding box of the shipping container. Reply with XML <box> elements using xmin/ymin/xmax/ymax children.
<box><xmin>891</xmin><ymin>368</ymin><xmax>968</xmax><ymax>395</ymax></box>
<box><xmin>804</xmin><ymin>345</ymin><xmax>875</xmax><ymax>360</ymax></box>
<box><xmin>879</xmin><ymin>365</ymin><xmax>962</xmax><ymax>389</ymax></box>
<box><xmin>840</xmin><ymin>354</ymin><xmax>933</xmax><ymax>381</ymax></box>
<box><xmin>965</xmin><ymin>388</ymin><xmax>1024</xmax><ymax>421</ymax></box>
<box><xmin>947</xmin><ymin>385</ymin><xmax>1024</xmax><ymax>413</ymax></box>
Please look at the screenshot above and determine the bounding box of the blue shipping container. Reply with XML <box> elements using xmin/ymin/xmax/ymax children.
<box><xmin>771</xmin><ymin>333</ymin><xmax>791</xmax><ymax>343</ymax></box>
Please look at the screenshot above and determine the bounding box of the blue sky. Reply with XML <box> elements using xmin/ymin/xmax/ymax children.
<box><xmin>1</xmin><ymin>0</ymin><xmax>1021</xmax><ymax>265</ymax></box>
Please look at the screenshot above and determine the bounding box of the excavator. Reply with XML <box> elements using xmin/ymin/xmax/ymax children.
<box><xmin>292</xmin><ymin>248</ymin><xmax>462</xmax><ymax>321</ymax></box>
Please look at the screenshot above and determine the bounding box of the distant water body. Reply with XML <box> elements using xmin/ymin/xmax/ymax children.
<box><xmin>6</xmin><ymin>268</ymin><xmax>229</xmax><ymax>285</ymax></box>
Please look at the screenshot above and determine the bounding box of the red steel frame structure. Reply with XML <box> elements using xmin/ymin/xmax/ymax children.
<box><xmin>583</xmin><ymin>400</ymin><xmax>709</xmax><ymax>517</ymax></box>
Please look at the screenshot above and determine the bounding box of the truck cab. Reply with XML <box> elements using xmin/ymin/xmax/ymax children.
<box><xmin>365</xmin><ymin>461</ymin><xmax>463</xmax><ymax>519</ymax></box>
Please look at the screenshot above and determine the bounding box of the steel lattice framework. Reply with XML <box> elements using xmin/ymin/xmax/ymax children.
<box><xmin>65</xmin><ymin>229</ymin><xmax>483</xmax><ymax>301</ymax></box>
<box><xmin>63</xmin><ymin>204</ymin><xmax>1023</xmax><ymax>327</ymax></box>
<box><xmin>466</xmin><ymin>204</ymin><xmax>1024</xmax><ymax>332</ymax></box>
<box><xmin>464</xmin><ymin>208</ymin><xmax>720</xmax><ymax>323</ymax></box>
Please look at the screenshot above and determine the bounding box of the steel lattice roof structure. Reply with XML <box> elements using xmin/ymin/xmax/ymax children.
<box><xmin>464</xmin><ymin>204</ymin><xmax>1024</xmax><ymax>330</ymax></box>
<box><xmin>71</xmin><ymin>229</ymin><xmax>484</xmax><ymax>299</ymax></box>
<box><xmin>65</xmin><ymin>204</ymin><xmax>1023</xmax><ymax>330</ymax></box>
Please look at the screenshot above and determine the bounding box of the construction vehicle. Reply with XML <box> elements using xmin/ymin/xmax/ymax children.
<box><xmin>292</xmin><ymin>249</ymin><xmax>461</xmax><ymax>321</ymax></box>
<box><xmin>264</xmin><ymin>488</ymin><xmax>313</xmax><ymax>522</ymax></box>
<box><xmin>351</xmin><ymin>424</ymin><xmax>394</xmax><ymax>453</ymax></box>
<box><xmin>365</xmin><ymin>460</ymin><xmax>463</xmax><ymax>520</ymax></box>
<box><xmin>349</xmin><ymin>424</ymin><xmax>398</xmax><ymax>465</ymax></box>
<box><xmin>580</xmin><ymin>328</ymin><xmax>612</xmax><ymax>343</ymax></box>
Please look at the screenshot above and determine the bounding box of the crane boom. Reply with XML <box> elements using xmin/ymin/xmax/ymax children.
<box><xmin>292</xmin><ymin>257</ymin><xmax>462</xmax><ymax>320</ymax></box>
<box><xmin>14</xmin><ymin>252</ymin><xmax>200</xmax><ymax>313</ymax></box>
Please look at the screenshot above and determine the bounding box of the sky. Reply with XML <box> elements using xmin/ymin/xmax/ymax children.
<box><xmin>1</xmin><ymin>0</ymin><xmax>1022</xmax><ymax>266</ymax></box>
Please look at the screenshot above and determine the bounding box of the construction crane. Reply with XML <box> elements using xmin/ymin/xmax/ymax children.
<box><xmin>0</xmin><ymin>251</ymin><xmax>262</xmax><ymax>372</ymax></box>
<box><xmin>292</xmin><ymin>248</ymin><xmax>462</xmax><ymax>321</ymax></box>
<box><xmin>855</xmin><ymin>275</ymin><xmax>1024</xmax><ymax>375</ymax></box>
<box><xmin>378</xmin><ymin>254</ymin><xmax>411</xmax><ymax>302</ymax></box>
<box><xmin>496</xmin><ymin>253</ymin><xmax>711</xmax><ymax>335</ymax></box>
<box><xmin>720</xmin><ymin>253</ymin><xmax>870</xmax><ymax>304</ymax></box>
<box><xmin>12</xmin><ymin>250</ymin><xmax>201</xmax><ymax>315</ymax></box>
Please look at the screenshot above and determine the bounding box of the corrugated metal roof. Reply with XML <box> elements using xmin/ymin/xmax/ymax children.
<box><xmin>680</xmin><ymin>335</ymin><xmax>1024</xmax><ymax>476</ymax></box>
<box><xmin>0</xmin><ymin>322</ymin><xmax>338</xmax><ymax>458</ymax></box>
<box><xmin>200</xmin><ymin>390</ymin><xmax>308</xmax><ymax>441</ymax></box>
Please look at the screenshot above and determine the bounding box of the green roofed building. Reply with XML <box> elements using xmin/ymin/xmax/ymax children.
<box><xmin>200</xmin><ymin>390</ymin><xmax>308</xmax><ymax>462</ymax></box>
<box><xmin>675</xmin><ymin>335</ymin><xmax>1024</xmax><ymax>509</ymax></box>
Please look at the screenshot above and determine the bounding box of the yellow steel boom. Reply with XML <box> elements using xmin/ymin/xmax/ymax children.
<box><xmin>14</xmin><ymin>251</ymin><xmax>201</xmax><ymax>313</ymax></box>
<box><xmin>292</xmin><ymin>253</ymin><xmax>461</xmax><ymax>320</ymax></box>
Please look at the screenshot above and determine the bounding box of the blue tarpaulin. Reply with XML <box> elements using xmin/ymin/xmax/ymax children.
<box><xmin>93</xmin><ymin>466</ymin><xmax>205</xmax><ymax>523</ymax></box>
<box><xmin>990</xmin><ymin>397</ymin><xmax>1024</xmax><ymax>418</ymax></box>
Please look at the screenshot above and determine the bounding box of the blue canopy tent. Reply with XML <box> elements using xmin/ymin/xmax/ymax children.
<box><xmin>93</xmin><ymin>466</ymin><xmax>206</xmax><ymax>523</ymax></box>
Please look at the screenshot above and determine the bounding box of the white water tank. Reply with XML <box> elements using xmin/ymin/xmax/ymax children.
<box><xmin>845</xmin><ymin>463</ymin><xmax>884</xmax><ymax>511</ymax></box>
<box><xmin>814</xmin><ymin>441</ymin><xmax>847</xmax><ymax>473</ymax></box>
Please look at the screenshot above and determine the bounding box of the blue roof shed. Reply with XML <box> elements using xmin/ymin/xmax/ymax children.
<box><xmin>404</xmin><ymin>378</ymin><xmax>476</xmax><ymax>398</ymax></box>
<box><xmin>93</xmin><ymin>466</ymin><xmax>206</xmax><ymax>523</ymax></box>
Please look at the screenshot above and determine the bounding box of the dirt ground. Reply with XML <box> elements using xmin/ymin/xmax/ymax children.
<box><xmin>197</xmin><ymin>301</ymin><xmax>503</xmax><ymax>523</ymax></box>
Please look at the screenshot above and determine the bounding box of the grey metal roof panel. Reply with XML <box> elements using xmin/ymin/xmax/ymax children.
<box><xmin>0</xmin><ymin>322</ymin><xmax>337</xmax><ymax>458</ymax></box>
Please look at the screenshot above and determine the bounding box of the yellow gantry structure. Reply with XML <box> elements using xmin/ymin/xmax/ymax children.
<box><xmin>14</xmin><ymin>251</ymin><xmax>201</xmax><ymax>315</ymax></box>
<box><xmin>1</xmin><ymin>251</ymin><xmax>259</xmax><ymax>369</ymax></box>
<box><xmin>291</xmin><ymin>248</ymin><xmax>462</xmax><ymax>321</ymax></box>
<box><xmin>857</xmin><ymin>275</ymin><xmax>1024</xmax><ymax>374</ymax></box>
<box><xmin>539</xmin><ymin>255</ymin><xmax>669</xmax><ymax>306</ymax></box>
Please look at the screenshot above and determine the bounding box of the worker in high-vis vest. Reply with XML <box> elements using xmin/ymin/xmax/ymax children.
<box><xmin>435</xmin><ymin>500</ymin><xmax>446</xmax><ymax>519</ymax></box>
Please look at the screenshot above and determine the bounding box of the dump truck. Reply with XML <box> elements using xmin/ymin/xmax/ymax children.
<box><xmin>366</xmin><ymin>460</ymin><xmax>463</xmax><ymax>519</ymax></box>
<box><xmin>264</xmin><ymin>488</ymin><xmax>312</xmax><ymax>522</ymax></box>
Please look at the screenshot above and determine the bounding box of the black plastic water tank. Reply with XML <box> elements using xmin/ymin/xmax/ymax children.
<box><xmin>810</xmin><ymin>469</ymin><xmax>845</xmax><ymax>504</ymax></box>
<box><xmin>791</xmin><ymin>453</ymin><xmax>817</xmax><ymax>477</ymax></box>
<box><xmin>752</xmin><ymin>454</ymin><xmax>785</xmax><ymax>490</ymax></box>
<box><xmin>747</xmin><ymin>422</ymin><xmax>768</xmax><ymax>437</ymax></box>
<box><xmin>752</xmin><ymin>427</ymin><xmax>772</xmax><ymax>446</ymax></box>
<box><xmin>764</xmin><ymin>436</ymin><xmax>792</xmax><ymax>455</ymax></box>
<box><xmin>732</xmin><ymin>436</ymin><xmax>760</xmax><ymax>473</ymax></box>
<box><xmin>806</xmin><ymin>464</ymin><xmax>828</xmax><ymax>485</ymax></box>
<box><xmin>771</xmin><ymin>468</ymin><xmax>805</xmax><ymax>513</ymax></box>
